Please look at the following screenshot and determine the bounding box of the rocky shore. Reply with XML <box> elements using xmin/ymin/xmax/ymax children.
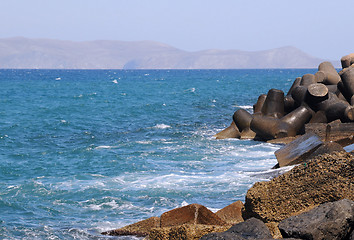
<box><xmin>102</xmin><ymin>54</ymin><xmax>354</xmax><ymax>239</ymax></box>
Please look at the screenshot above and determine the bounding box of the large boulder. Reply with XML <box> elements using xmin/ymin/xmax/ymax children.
<box><xmin>200</xmin><ymin>218</ymin><xmax>273</xmax><ymax>240</ymax></box>
<box><xmin>279</xmin><ymin>199</ymin><xmax>354</xmax><ymax>240</ymax></box>
<box><xmin>215</xmin><ymin>200</ymin><xmax>244</xmax><ymax>225</ymax></box>
<box><xmin>242</xmin><ymin>151</ymin><xmax>354</xmax><ymax>223</ymax></box>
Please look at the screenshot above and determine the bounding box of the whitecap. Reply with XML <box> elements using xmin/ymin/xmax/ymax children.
<box><xmin>94</xmin><ymin>145</ymin><xmax>116</xmax><ymax>149</ymax></box>
<box><xmin>112</xmin><ymin>79</ymin><xmax>118</xmax><ymax>84</ymax></box>
<box><xmin>153</xmin><ymin>124</ymin><xmax>171</xmax><ymax>129</ymax></box>
<box><xmin>237</xmin><ymin>105</ymin><xmax>253</xmax><ymax>110</ymax></box>
<box><xmin>136</xmin><ymin>140</ymin><xmax>153</xmax><ymax>145</ymax></box>
<box><xmin>184</xmin><ymin>87</ymin><xmax>196</xmax><ymax>93</ymax></box>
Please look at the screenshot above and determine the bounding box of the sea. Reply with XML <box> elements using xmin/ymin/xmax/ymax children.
<box><xmin>0</xmin><ymin>69</ymin><xmax>316</xmax><ymax>239</ymax></box>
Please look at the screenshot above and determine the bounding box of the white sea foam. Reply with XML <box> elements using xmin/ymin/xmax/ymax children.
<box><xmin>185</xmin><ymin>87</ymin><xmax>196</xmax><ymax>93</ymax></box>
<box><xmin>153</xmin><ymin>124</ymin><xmax>171</xmax><ymax>129</ymax></box>
<box><xmin>136</xmin><ymin>140</ymin><xmax>153</xmax><ymax>145</ymax></box>
<box><xmin>94</xmin><ymin>145</ymin><xmax>116</xmax><ymax>149</ymax></box>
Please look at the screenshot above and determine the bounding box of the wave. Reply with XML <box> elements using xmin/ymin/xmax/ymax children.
<box><xmin>152</xmin><ymin>124</ymin><xmax>171</xmax><ymax>129</ymax></box>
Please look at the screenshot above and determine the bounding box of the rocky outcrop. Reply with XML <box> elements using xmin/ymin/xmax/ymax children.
<box><xmin>200</xmin><ymin>218</ymin><xmax>273</xmax><ymax>240</ymax></box>
<box><xmin>242</xmin><ymin>151</ymin><xmax>354</xmax><ymax>223</ymax></box>
<box><xmin>279</xmin><ymin>199</ymin><xmax>354</xmax><ymax>240</ymax></box>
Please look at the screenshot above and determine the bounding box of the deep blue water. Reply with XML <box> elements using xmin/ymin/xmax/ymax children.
<box><xmin>0</xmin><ymin>69</ymin><xmax>315</xmax><ymax>239</ymax></box>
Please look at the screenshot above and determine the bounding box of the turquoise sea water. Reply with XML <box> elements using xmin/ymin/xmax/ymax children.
<box><xmin>0</xmin><ymin>69</ymin><xmax>315</xmax><ymax>239</ymax></box>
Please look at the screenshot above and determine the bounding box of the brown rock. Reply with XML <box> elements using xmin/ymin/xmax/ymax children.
<box><xmin>265</xmin><ymin>222</ymin><xmax>282</xmax><ymax>239</ymax></box>
<box><xmin>101</xmin><ymin>216</ymin><xmax>160</xmax><ymax>237</ymax></box>
<box><xmin>160</xmin><ymin>204</ymin><xmax>226</xmax><ymax>228</ymax></box>
<box><xmin>149</xmin><ymin>224</ymin><xmax>230</xmax><ymax>240</ymax></box>
<box><xmin>242</xmin><ymin>151</ymin><xmax>354</xmax><ymax>223</ymax></box>
<box><xmin>215</xmin><ymin>200</ymin><xmax>244</xmax><ymax>225</ymax></box>
<box><xmin>214</xmin><ymin>121</ymin><xmax>240</xmax><ymax>139</ymax></box>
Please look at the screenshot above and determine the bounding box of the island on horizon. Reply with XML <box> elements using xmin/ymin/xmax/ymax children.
<box><xmin>0</xmin><ymin>37</ymin><xmax>339</xmax><ymax>69</ymax></box>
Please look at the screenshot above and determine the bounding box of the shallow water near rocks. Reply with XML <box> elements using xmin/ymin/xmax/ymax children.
<box><xmin>0</xmin><ymin>69</ymin><xmax>315</xmax><ymax>239</ymax></box>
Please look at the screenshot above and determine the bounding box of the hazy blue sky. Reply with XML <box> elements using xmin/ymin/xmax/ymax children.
<box><xmin>1</xmin><ymin>0</ymin><xmax>353</xmax><ymax>60</ymax></box>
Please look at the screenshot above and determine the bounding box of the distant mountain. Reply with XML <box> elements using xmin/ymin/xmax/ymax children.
<box><xmin>0</xmin><ymin>37</ymin><xmax>338</xmax><ymax>69</ymax></box>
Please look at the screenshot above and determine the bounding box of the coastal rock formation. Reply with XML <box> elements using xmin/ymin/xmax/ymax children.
<box><xmin>102</xmin><ymin>203</ymin><xmax>235</xmax><ymax>239</ymax></box>
<box><xmin>278</xmin><ymin>199</ymin><xmax>354</xmax><ymax>240</ymax></box>
<box><xmin>242</xmin><ymin>151</ymin><xmax>354</xmax><ymax>223</ymax></box>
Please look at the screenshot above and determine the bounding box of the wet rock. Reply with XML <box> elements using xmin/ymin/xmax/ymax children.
<box><xmin>279</xmin><ymin>199</ymin><xmax>354</xmax><ymax>240</ymax></box>
<box><xmin>101</xmin><ymin>216</ymin><xmax>160</xmax><ymax>237</ymax></box>
<box><xmin>242</xmin><ymin>151</ymin><xmax>354</xmax><ymax>222</ymax></box>
<box><xmin>215</xmin><ymin>200</ymin><xmax>244</xmax><ymax>225</ymax></box>
<box><xmin>200</xmin><ymin>218</ymin><xmax>273</xmax><ymax>240</ymax></box>
<box><xmin>160</xmin><ymin>203</ymin><xmax>226</xmax><ymax>228</ymax></box>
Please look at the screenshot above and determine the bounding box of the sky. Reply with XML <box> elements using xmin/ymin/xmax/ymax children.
<box><xmin>0</xmin><ymin>0</ymin><xmax>353</xmax><ymax>60</ymax></box>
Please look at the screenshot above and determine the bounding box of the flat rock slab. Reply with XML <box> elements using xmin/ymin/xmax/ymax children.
<box><xmin>279</xmin><ymin>199</ymin><xmax>354</xmax><ymax>240</ymax></box>
<box><xmin>275</xmin><ymin>132</ymin><xmax>323</xmax><ymax>167</ymax></box>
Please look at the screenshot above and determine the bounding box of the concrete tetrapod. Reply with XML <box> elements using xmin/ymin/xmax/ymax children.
<box><xmin>261</xmin><ymin>88</ymin><xmax>285</xmax><ymax>118</ymax></box>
